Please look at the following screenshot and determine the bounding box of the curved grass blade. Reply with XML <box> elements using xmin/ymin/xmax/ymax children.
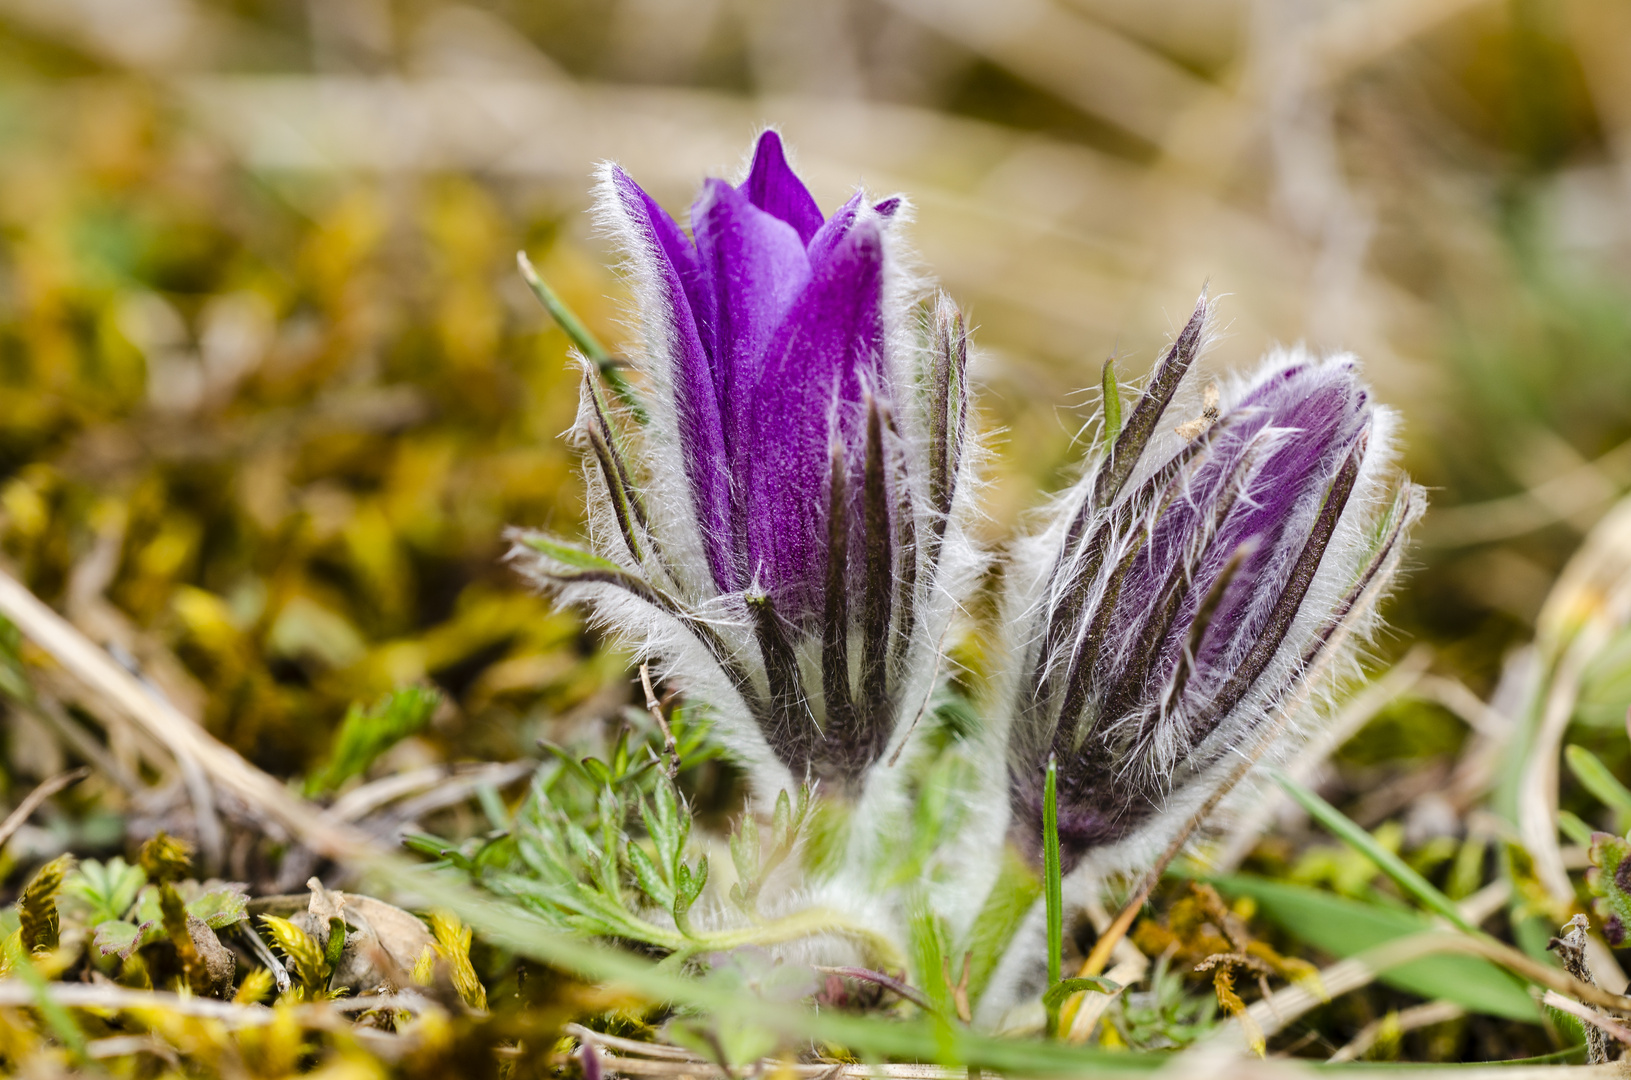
<box><xmin>1273</xmin><ymin>770</ymin><xmax>1475</xmax><ymax>934</ymax></box>
<box><xmin>519</xmin><ymin>251</ymin><xmax>647</xmax><ymax>422</ymax></box>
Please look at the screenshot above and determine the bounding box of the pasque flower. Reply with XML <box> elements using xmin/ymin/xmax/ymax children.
<box><xmin>515</xmin><ymin>133</ymin><xmax>1425</xmax><ymax>1024</ymax></box>
<box><xmin>1000</xmin><ymin>298</ymin><xmax>1424</xmax><ymax>876</ymax></box>
<box><xmin>514</xmin><ymin>131</ymin><xmax>978</xmax><ymax>798</ymax></box>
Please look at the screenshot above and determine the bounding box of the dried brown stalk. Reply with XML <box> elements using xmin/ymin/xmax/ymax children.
<box><xmin>641</xmin><ymin>663</ymin><xmax>679</xmax><ymax>779</ymax></box>
<box><xmin>1544</xmin><ymin>992</ymin><xmax>1631</xmax><ymax>1051</ymax></box>
<box><xmin>0</xmin><ymin>568</ymin><xmax>383</xmax><ymax>866</ymax></box>
<box><xmin>1231</xmin><ymin>928</ymin><xmax>1631</xmax><ymax>1050</ymax></box>
<box><xmin>0</xmin><ymin>766</ymin><xmax>90</xmax><ymax>852</ymax></box>
<box><xmin>1326</xmin><ymin>1001</ymin><xmax>1466</xmax><ymax>1063</ymax></box>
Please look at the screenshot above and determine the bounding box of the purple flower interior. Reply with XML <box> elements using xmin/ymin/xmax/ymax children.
<box><xmin>612</xmin><ymin>131</ymin><xmax>888</xmax><ymax>619</ymax></box>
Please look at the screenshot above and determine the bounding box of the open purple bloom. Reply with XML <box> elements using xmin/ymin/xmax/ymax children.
<box><xmin>1002</xmin><ymin>298</ymin><xmax>1423</xmax><ymax>874</ymax></box>
<box><xmin>514</xmin><ymin>132</ymin><xmax>978</xmax><ymax>796</ymax></box>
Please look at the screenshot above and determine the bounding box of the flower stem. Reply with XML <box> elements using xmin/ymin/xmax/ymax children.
<box><xmin>692</xmin><ymin>908</ymin><xmax>908</xmax><ymax>972</ymax></box>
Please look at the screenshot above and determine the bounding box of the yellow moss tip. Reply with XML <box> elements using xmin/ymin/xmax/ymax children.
<box><xmin>259</xmin><ymin>914</ymin><xmax>327</xmax><ymax>990</ymax></box>
<box><xmin>19</xmin><ymin>853</ymin><xmax>74</xmax><ymax>953</ymax></box>
<box><xmin>234</xmin><ymin>966</ymin><xmax>276</xmax><ymax>1005</ymax></box>
<box><xmin>139</xmin><ymin>832</ymin><xmax>194</xmax><ymax>885</ymax></box>
<box><xmin>412</xmin><ymin>944</ymin><xmax>437</xmax><ymax>987</ymax></box>
<box><xmin>427</xmin><ymin>909</ymin><xmax>486</xmax><ymax>1010</ymax></box>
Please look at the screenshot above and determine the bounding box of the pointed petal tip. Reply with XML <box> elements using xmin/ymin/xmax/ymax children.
<box><xmin>752</xmin><ymin>128</ymin><xmax>787</xmax><ymax>156</ymax></box>
<box><xmin>742</xmin><ymin>129</ymin><xmax>825</xmax><ymax>245</ymax></box>
<box><xmin>844</xmin><ymin>215</ymin><xmax>885</xmax><ymax>257</ymax></box>
<box><xmin>606</xmin><ymin>162</ymin><xmax>642</xmax><ymax>201</ymax></box>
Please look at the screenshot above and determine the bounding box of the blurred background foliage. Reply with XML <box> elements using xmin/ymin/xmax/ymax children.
<box><xmin>2</xmin><ymin>0</ymin><xmax>1631</xmax><ymax>1060</ymax></box>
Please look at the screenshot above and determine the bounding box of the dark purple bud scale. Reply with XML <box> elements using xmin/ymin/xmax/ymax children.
<box><xmin>1090</xmin><ymin>303</ymin><xmax>1208</xmax><ymax>511</ymax></box>
<box><xmin>1006</xmin><ymin>300</ymin><xmax>1421</xmax><ymax>871</ymax></box>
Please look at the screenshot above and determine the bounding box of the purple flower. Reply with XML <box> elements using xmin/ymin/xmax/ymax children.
<box><xmin>609</xmin><ymin>131</ymin><xmax>903</xmax><ymax>617</ymax></box>
<box><xmin>514</xmin><ymin>132</ymin><xmax>977</xmax><ymax>795</ymax></box>
<box><xmin>1002</xmin><ymin>298</ymin><xmax>1423</xmax><ymax>873</ymax></box>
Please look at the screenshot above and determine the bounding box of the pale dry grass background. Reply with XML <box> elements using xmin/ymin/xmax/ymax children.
<box><xmin>7</xmin><ymin>0</ymin><xmax>1629</xmax><ymax>570</ymax></box>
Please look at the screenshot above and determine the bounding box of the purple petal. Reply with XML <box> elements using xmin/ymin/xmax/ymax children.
<box><xmin>612</xmin><ymin>168</ymin><xmax>716</xmax><ymax>361</ymax></box>
<box><xmin>1112</xmin><ymin>361</ymin><xmax>1370</xmax><ymax>713</ymax></box>
<box><xmin>744</xmin><ymin>220</ymin><xmax>886</xmax><ymax>621</ymax></box>
<box><xmin>611</xmin><ymin>167</ymin><xmax>737</xmax><ymax>592</ymax></box>
<box><xmin>692</xmin><ymin>179</ymin><xmax>812</xmax><ymax>476</ymax></box>
<box><xmin>807</xmin><ymin>192</ymin><xmax>864</xmax><ymax>268</ymax></box>
<box><xmin>1189</xmin><ymin>367</ymin><xmax>1367</xmax><ymax>672</ymax></box>
<box><xmin>740</xmin><ymin>130</ymin><xmax>825</xmax><ymax>246</ymax></box>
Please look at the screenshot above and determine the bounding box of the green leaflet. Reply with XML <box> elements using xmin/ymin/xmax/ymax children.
<box><xmin>62</xmin><ymin>858</ymin><xmax>146</xmax><ymax>926</ymax></box>
<box><xmin>1565</xmin><ymin>743</ymin><xmax>1631</xmax><ymax>821</ymax></box>
<box><xmin>306</xmin><ymin>686</ymin><xmax>441</xmax><ymax>796</ymax></box>
<box><xmin>1042</xmin><ymin>976</ymin><xmax>1118</xmax><ymax>1013</ymax></box>
<box><xmin>92</xmin><ymin>879</ymin><xmax>250</xmax><ymax>959</ymax></box>
<box><xmin>1100</xmin><ymin>358</ymin><xmax>1122</xmax><ymax>447</ymax></box>
<box><xmin>518</xmin><ymin>534</ymin><xmax>627</xmax><ymax>573</ymax></box>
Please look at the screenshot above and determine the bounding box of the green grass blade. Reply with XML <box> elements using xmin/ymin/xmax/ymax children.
<box><xmin>1208</xmin><ymin>874</ymin><xmax>1538</xmax><ymax>1022</ymax></box>
<box><xmin>360</xmin><ymin>853</ymin><xmax>1161</xmax><ymax>1076</ymax></box>
<box><xmin>1272</xmin><ymin>770</ymin><xmax>1475</xmax><ymax>934</ymax></box>
<box><xmin>1564</xmin><ymin>744</ymin><xmax>1631</xmax><ymax>818</ymax></box>
<box><xmin>1043</xmin><ymin>755</ymin><xmax>1063</xmax><ymax>1035</ymax></box>
<box><xmin>1558</xmin><ymin>809</ymin><xmax>1596</xmax><ymax>846</ymax></box>
<box><xmin>2</xmin><ymin>936</ymin><xmax>93</xmax><ymax>1066</ymax></box>
<box><xmin>906</xmin><ymin>899</ymin><xmax>955</xmax><ymax>1019</ymax></box>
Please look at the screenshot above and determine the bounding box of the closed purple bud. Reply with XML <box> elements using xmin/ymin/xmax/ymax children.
<box><xmin>513</xmin><ymin>132</ymin><xmax>980</xmax><ymax>798</ymax></box>
<box><xmin>1003</xmin><ymin>297</ymin><xmax>1424</xmax><ymax>873</ymax></box>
